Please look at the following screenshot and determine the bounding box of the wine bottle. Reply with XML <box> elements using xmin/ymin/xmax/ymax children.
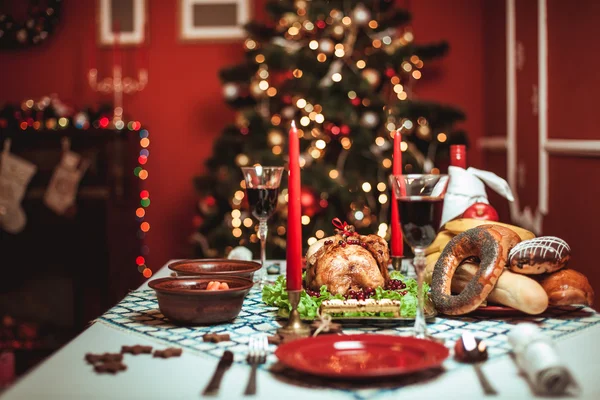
<box><xmin>450</xmin><ymin>144</ymin><xmax>467</xmax><ymax>169</ymax></box>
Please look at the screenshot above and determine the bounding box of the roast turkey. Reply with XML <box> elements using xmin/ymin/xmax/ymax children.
<box><xmin>305</xmin><ymin>233</ymin><xmax>390</xmax><ymax>295</ymax></box>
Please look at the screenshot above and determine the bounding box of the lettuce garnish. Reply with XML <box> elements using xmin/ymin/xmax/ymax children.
<box><xmin>261</xmin><ymin>271</ymin><xmax>429</xmax><ymax>319</ymax></box>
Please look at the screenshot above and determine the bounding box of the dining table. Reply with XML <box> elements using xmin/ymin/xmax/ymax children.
<box><xmin>1</xmin><ymin>259</ymin><xmax>599</xmax><ymax>400</ymax></box>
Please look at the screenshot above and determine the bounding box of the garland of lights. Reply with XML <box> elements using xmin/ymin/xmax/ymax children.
<box><xmin>0</xmin><ymin>97</ymin><xmax>152</xmax><ymax>279</ymax></box>
<box><xmin>135</xmin><ymin>128</ymin><xmax>151</xmax><ymax>278</ymax></box>
<box><xmin>0</xmin><ymin>0</ymin><xmax>62</xmax><ymax>50</ymax></box>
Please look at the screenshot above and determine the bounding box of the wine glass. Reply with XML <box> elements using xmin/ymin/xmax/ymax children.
<box><xmin>242</xmin><ymin>166</ymin><xmax>284</xmax><ymax>287</ymax></box>
<box><xmin>389</xmin><ymin>174</ymin><xmax>449</xmax><ymax>339</ymax></box>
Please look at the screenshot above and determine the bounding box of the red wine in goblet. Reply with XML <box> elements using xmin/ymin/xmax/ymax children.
<box><xmin>389</xmin><ymin>174</ymin><xmax>449</xmax><ymax>339</ymax></box>
<box><xmin>246</xmin><ymin>187</ymin><xmax>280</xmax><ymax>220</ymax></box>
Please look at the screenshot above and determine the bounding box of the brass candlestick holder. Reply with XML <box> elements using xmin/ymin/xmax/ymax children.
<box><xmin>392</xmin><ymin>256</ymin><xmax>406</xmax><ymax>274</ymax></box>
<box><xmin>277</xmin><ymin>290</ymin><xmax>310</xmax><ymax>340</ymax></box>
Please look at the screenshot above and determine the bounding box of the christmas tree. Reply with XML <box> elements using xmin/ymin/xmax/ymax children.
<box><xmin>192</xmin><ymin>0</ymin><xmax>466</xmax><ymax>259</ymax></box>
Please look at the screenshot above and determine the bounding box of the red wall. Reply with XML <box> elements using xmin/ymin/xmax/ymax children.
<box><xmin>480</xmin><ymin>0</ymin><xmax>600</xmax><ymax>306</ymax></box>
<box><xmin>0</xmin><ymin>1</ymin><xmax>484</xmax><ymax>272</ymax></box>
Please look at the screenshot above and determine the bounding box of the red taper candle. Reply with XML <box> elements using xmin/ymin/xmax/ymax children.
<box><xmin>391</xmin><ymin>129</ymin><xmax>403</xmax><ymax>257</ymax></box>
<box><xmin>286</xmin><ymin>121</ymin><xmax>302</xmax><ymax>291</ymax></box>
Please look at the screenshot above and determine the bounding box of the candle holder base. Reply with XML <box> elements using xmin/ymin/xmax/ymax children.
<box><xmin>391</xmin><ymin>256</ymin><xmax>406</xmax><ymax>274</ymax></box>
<box><xmin>277</xmin><ymin>290</ymin><xmax>310</xmax><ymax>341</ymax></box>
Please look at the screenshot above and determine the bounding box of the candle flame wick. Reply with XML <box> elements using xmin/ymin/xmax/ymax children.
<box><xmin>291</xmin><ymin>120</ymin><xmax>297</xmax><ymax>130</ymax></box>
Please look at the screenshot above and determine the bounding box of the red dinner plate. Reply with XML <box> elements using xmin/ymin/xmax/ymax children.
<box><xmin>275</xmin><ymin>334</ymin><xmax>449</xmax><ymax>379</ymax></box>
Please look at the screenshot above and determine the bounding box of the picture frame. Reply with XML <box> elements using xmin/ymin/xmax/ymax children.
<box><xmin>98</xmin><ymin>0</ymin><xmax>147</xmax><ymax>46</ymax></box>
<box><xmin>179</xmin><ymin>0</ymin><xmax>251</xmax><ymax>41</ymax></box>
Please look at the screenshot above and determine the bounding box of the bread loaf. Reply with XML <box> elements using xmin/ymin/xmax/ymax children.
<box><xmin>452</xmin><ymin>262</ymin><xmax>549</xmax><ymax>314</ymax></box>
<box><xmin>538</xmin><ymin>269</ymin><xmax>594</xmax><ymax>306</ymax></box>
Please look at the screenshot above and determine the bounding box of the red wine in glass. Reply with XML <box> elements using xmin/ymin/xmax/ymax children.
<box><xmin>246</xmin><ymin>186</ymin><xmax>280</xmax><ymax>220</ymax></box>
<box><xmin>398</xmin><ymin>197</ymin><xmax>444</xmax><ymax>248</ymax></box>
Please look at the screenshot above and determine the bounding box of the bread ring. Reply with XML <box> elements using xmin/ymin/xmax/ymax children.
<box><xmin>431</xmin><ymin>225</ymin><xmax>520</xmax><ymax>315</ymax></box>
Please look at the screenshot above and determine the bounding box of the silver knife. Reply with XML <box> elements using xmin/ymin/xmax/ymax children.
<box><xmin>202</xmin><ymin>350</ymin><xmax>234</xmax><ymax>396</ymax></box>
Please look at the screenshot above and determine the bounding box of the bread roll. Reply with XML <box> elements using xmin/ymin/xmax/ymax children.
<box><xmin>538</xmin><ymin>269</ymin><xmax>594</xmax><ymax>306</ymax></box>
<box><xmin>452</xmin><ymin>262</ymin><xmax>549</xmax><ymax>314</ymax></box>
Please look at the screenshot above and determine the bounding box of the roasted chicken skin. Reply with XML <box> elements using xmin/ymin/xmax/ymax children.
<box><xmin>305</xmin><ymin>234</ymin><xmax>390</xmax><ymax>295</ymax></box>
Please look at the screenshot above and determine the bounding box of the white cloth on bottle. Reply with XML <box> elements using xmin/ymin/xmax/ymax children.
<box><xmin>440</xmin><ymin>166</ymin><xmax>514</xmax><ymax>226</ymax></box>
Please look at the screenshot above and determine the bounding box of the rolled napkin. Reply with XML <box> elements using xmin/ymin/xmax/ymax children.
<box><xmin>507</xmin><ymin>323</ymin><xmax>579</xmax><ymax>395</ymax></box>
<box><xmin>440</xmin><ymin>166</ymin><xmax>515</xmax><ymax>226</ymax></box>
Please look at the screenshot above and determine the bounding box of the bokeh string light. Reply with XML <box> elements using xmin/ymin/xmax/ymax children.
<box><xmin>135</xmin><ymin>127</ymin><xmax>151</xmax><ymax>278</ymax></box>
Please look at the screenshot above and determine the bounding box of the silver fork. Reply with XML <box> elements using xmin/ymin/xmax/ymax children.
<box><xmin>244</xmin><ymin>335</ymin><xmax>268</xmax><ymax>395</ymax></box>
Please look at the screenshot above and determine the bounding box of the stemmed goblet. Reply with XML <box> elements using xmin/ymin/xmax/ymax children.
<box><xmin>389</xmin><ymin>174</ymin><xmax>449</xmax><ymax>339</ymax></box>
<box><xmin>242</xmin><ymin>166</ymin><xmax>284</xmax><ymax>287</ymax></box>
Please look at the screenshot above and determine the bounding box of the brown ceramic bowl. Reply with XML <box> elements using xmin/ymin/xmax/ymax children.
<box><xmin>148</xmin><ymin>276</ymin><xmax>253</xmax><ymax>325</ymax></box>
<box><xmin>167</xmin><ymin>259</ymin><xmax>261</xmax><ymax>281</ymax></box>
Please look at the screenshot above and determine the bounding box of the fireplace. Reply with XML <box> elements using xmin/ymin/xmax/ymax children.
<box><xmin>0</xmin><ymin>126</ymin><xmax>143</xmax><ymax>378</ymax></box>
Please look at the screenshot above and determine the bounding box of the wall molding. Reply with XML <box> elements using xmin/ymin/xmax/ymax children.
<box><xmin>479</xmin><ymin>136</ymin><xmax>508</xmax><ymax>151</ymax></box>
<box><xmin>545</xmin><ymin>139</ymin><xmax>600</xmax><ymax>156</ymax></box>
<box><xmin>502</xmin><ymin>0</ymin><xmax>600</xmax><ymax>234</ymax></box>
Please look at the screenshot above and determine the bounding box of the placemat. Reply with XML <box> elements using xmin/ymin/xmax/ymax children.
<box><xmin>96</xmin><ymin>288</ymin><xmax>600</xmax><ymax>399</ymax></box>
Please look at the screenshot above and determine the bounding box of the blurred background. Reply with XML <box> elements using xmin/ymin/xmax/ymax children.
<box><xmin>0</xmin><ymin>0</ymin><xmax>598</xmax><ymax>382</ymax></box>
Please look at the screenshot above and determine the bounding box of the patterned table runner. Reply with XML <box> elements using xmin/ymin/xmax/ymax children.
<box><xmin>97</xmin><ymin>288</ymin><xmax>600</xmax><ymax>398</ymax></box>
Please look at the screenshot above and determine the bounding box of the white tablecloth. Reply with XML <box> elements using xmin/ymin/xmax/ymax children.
<box><xmin>2</xmin><ymin>261</ymin><xmax>599</xmax><ymax>400</ymax></box>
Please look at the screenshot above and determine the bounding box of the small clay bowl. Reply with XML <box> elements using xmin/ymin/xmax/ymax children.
<box><xmin>148</xmin><ymin>276</ymin><xmax>253</xmax><ymax>325</ymax></box>
<box><xmin>168</xmin><ymin>259</ymin><xmax>261</xmax><ymax>281</ymax></box>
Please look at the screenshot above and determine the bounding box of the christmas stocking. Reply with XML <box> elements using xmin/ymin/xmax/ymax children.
<box><xmin>0</xmin><ymin>139</ymin><xmax>37</xmax><ymax>234</ymax></box>
<box><xmin>44</xmin><ymin>138</ymin><xmax>90</xmax><ymax>216</ymax></box>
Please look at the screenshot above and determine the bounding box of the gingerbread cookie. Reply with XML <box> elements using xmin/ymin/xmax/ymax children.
<box><xmin>121</xmin><ymin>345</ymin><xmax>153</xmax><ymax>355</ymax></box>
<box><xmin>508</xmin><ymin>236</ymin><xmax>570</xmax><ymax>275</ymax></box>
<box><xmin>153</xmin><ymin>348</ymin><xmax>182</xmax><ymax>358</ymax></box>
<box><xmin>202</xmin><ymin>333</ymin><xmax>231</xmax><ymax>343</ymax></box>
<box><xmin>94</xmin><ymin>361</ymin><xmax>127</xmax><ymax>374</ymax></box>
<box><xmin>85</xmin><ymin>353</ymin><xmax>123</xmax><ymax>365</ymax></box>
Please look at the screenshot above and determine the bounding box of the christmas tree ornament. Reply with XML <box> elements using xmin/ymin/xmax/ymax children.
<box><xmin>223</xmin><ymin>83</ymin><xmax>240</xmax><ymax>100</ymax></box>
<box><xmin>43</xmin><ymin>138</ymin><xmax>90</xmax><ymax>216</ymax></box>
<box><xmin>300</xmin><ymin>187</ymin><xmax>320</xmax><ymax>218</ymax></box>
<box><xmin>319</xmin><ymin>39</ymin><xmax>334</xmax><ymax>54</ymax></box>
<box><xmin>352</xmin><ymin>4</ymin><xmax>371</xmax><ymax>26</ymax></box>
<box><xmin>198</xmin><ymin>195</ymin><xmax>218</xmax><ymax>215</ymax></box>
<box><xmin>360</xmin><ymin>111</ymin><xmax>379</xmax><ymax>128</ymax></box>
<box><xmin>0</xmin><ymin>139</ymin><xmax>37</xmax><ymax>234</ymax></box>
